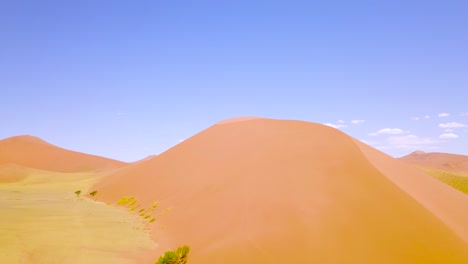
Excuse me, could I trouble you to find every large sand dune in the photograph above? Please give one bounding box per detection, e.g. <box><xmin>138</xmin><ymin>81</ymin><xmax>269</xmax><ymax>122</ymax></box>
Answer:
<box><xmin>0</xmin><ymin>135</ymin><xmax>127</xmax><ymax>173</ymax></box>
<box><xmin>93</xmin><ymin>118</ymin><xmax>468</xmax><ymax>263</ymax></box>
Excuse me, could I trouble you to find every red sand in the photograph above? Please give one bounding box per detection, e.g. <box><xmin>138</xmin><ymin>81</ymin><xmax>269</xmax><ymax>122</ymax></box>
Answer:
<box><xmin>399</xmin><ymin>151</ymin><xmax>468</xmax><ymax>174</ymax></box>
<box><xmin>0</xmin><ymin>135</ymin><xmax>127</xmax><ymax>173</ymax></box>
<box><xmin>93</xmin><ymin>118</ymin><xmax>468</xmax><ymax>263</ymax></box>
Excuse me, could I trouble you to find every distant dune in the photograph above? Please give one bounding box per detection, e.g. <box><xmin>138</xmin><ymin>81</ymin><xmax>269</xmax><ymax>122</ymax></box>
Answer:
<box><xmin>93</xmin><ymin>118</ymin><xmax>468</xmax><ymax>263</ymax></box>
<box><xmin>400</xmin><ymin>151</ymin><xmax>468</xmax><ymax>174</ymax></box>
<box><xmin>0</xmin><ymin>135</ymin><xmax>127</xmax><ymax>173</ymax></box>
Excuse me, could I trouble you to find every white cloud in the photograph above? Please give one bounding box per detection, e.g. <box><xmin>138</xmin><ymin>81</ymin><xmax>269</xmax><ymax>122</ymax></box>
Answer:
<box><xmin>438</xmin><ymin>122</ymin><xmax>467</xmax><ymax>128</ymax></box>
<box><xmin>375</xmin><ymin>145</ymin><xmax>392</xmax><ymax>150</ymax></box>
<box><xmin>324</xmin><ymin>123</ymin><xmax>347</xmax><ymax>129</ymax></box>
<box><xmin>338</xmin><ymin>120</ymin><xmax>345</xmax><ymax>124</ymax></box>
<box><xmin>444</xmin><ymin>129</ymin><xmax>454</xmax><ymax>132</ymax></box>
<box><xmin>438</xmin><ymin>113</ymin><xmax>450</xmax><ymax>117</ymax></box>
<box><xmin>387</xmin><ymin>135</ymin><xmax>439</xmax><ymax>146</ymax></box>
<box><xmin>411</xmin><ymin>117</ymin><xmax>420</xmax><ymax>121</ymax></box>
<box><xmin>424</xmin><ymin>115</ymin><xmax>431</xmax><ymax>119</ymax></box>
<box><xmin>370</xmin><ymin>128</ymin><xmax>406</xmax><ymax>136</ymax></box>
<box><xmin>461</xmin><ymin>112</ymin><xmax>468</xmax><ymax>116</ymax></box>
<box><xmin>178</xmin><ymin>139</ymin><xmax>185</xmax><ymax>143</ymax></box>
<box><xmin>351</xmin><ymin>120</ymin><xmax>365</xmax><ymax>125</ymax></box>
<box><xmin>439</xmin><ymin>133</ymin><xmax>459</xmax><ymax>139</ymax></box>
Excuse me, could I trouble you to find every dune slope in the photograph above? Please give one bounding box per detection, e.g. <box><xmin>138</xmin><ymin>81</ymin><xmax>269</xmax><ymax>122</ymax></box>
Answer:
<box><xmin>355</xmin><ymin>141</ymin><xmax>468</xmax><ymax>243</ymax></box>
<box><xmin>93</xmin><ymin>118</ymin><xmax>468</xmax><ymax>263</ymax></box>
<box><xmin>0</xmin><ymin>135</ymin><xmax>127</xmax><ymax>173</ymax></box>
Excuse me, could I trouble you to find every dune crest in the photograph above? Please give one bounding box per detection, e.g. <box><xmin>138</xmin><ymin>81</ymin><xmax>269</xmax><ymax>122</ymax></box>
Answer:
<box><xmin>4</xmin><ymin>135</ymin><xmax>50</xmax><ymax>145</ymax></box>
<box><xmin>215</xmin><ymin>116</ymin><xmax>263</xmax><ymax>125</ymax></box>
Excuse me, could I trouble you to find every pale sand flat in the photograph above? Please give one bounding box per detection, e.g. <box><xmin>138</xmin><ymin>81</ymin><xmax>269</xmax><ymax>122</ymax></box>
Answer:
<box><xmin>0</xmin><ymin>168</ymin><xmax>155</xmax><ymax>264</ymax></box>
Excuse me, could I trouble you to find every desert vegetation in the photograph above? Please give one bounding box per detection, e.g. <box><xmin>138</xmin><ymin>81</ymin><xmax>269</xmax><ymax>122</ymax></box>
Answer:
<box><xmin>156</xmin><ymin>245</ymin><xmax>190</xmax><ymax>264</ymax></box>
<box><xmin>116</xmin><ymin>196</ymin><xmax>170</xmax><ymax>223</ymax></box>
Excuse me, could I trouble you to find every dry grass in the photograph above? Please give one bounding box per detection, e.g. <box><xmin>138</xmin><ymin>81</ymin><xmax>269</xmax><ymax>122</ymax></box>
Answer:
<box><xmin>415</xmin><ymin>166</ymin><xmax>468</xmax><ymax>195</ymax></box>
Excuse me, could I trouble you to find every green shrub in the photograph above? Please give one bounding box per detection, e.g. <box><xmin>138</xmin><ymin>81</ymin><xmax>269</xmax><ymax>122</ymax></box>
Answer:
<box><xmin>156</xmin><ymin>245</ymin><xmax>190</xmax><ymax>264</ymax></box>
<box><xmin>75</xmin><ymin>190</ymin><xmax>81</xmax><ymax>197</ymax></box>
<box><xmin>117</xmin><ymin>196</ymin><xmax>128</xmax><ymax>205</ymax></box>
<box><xmin>89</xmin><ymin>190</ymin><xmax>98</xmax><ymax>196</ymax></box>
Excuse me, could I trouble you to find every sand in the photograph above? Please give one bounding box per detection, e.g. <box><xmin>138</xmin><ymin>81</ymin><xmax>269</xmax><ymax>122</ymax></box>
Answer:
<box><xmin>0</xmin><ymin>167</ymin><xmax>155</xmax><ymax>264</ymax></box>
<box><xmin>93</xmin><ymin>118</ymin><xmax>468</xmax><ymax>263</ymax></box>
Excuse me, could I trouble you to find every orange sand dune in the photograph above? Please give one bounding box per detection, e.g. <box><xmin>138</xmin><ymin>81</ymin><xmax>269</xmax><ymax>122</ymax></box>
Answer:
<box><xmin>0</xmin><ymin>135</ymin><xmax>127</xmax><ymax>173</ymax></box>
<box><xmin>94</xmin><ymin>118</ymin><xmax>468</xmax><ymax>263</ymax></box>
<box><xmin>399</xmin><ymin>151</ymin><xmax>468</xmax><ymax>174</ymax></box>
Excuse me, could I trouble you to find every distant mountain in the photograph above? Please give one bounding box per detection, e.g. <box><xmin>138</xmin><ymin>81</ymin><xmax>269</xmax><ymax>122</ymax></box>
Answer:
<box><xmin>400</xmin><ymin>151</ymin><xmax>468</xmax><ymax>174</ymax></box>
<box><xmin>0</xmin><ymin>135</ymin><xmax>127</xmax><ymax>172</ymax></box>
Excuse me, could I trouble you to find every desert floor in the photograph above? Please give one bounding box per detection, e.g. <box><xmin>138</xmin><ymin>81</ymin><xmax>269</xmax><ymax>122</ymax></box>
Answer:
<box><xmin>0</xmin><ymin>169</ymin><xmax>155</xmax><ymax>264</ymax></box>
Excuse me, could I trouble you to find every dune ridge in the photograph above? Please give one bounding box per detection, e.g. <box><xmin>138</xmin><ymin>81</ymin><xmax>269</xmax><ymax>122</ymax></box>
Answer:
<box><xmin>93</xmin><ymin>118</ymin><xmax>468</xmax><ymax>263</ymax></box>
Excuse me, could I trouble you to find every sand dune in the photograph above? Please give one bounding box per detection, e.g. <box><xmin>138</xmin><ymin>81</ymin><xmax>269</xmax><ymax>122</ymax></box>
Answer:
<box><xmin>399</xmin><ymin>151</ymin><xmax>468</xmax><ymax>174</ymax></box>
<box><xmin>93</xmin><ymin>118</ymin><xmax>468</xmax><ymax>263</ymax></box>
<box><xmin>0</xmin><ymin>135</ymin><xmax>127</xmax><ymax>173</ymax></box>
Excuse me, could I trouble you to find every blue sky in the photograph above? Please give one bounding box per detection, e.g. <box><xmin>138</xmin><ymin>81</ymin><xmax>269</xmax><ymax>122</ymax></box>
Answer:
<box><xmin>1</xmin><ymin>1</ymin><xmax>467</xmax><ymax>162</ymax></box>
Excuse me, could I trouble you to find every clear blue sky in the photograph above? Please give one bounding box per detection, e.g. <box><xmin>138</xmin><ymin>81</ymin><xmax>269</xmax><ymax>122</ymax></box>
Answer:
<box><xmin>1</xmin><ymin>1</ymin><xmax>467</xmax><ymax>162</ymax></box>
